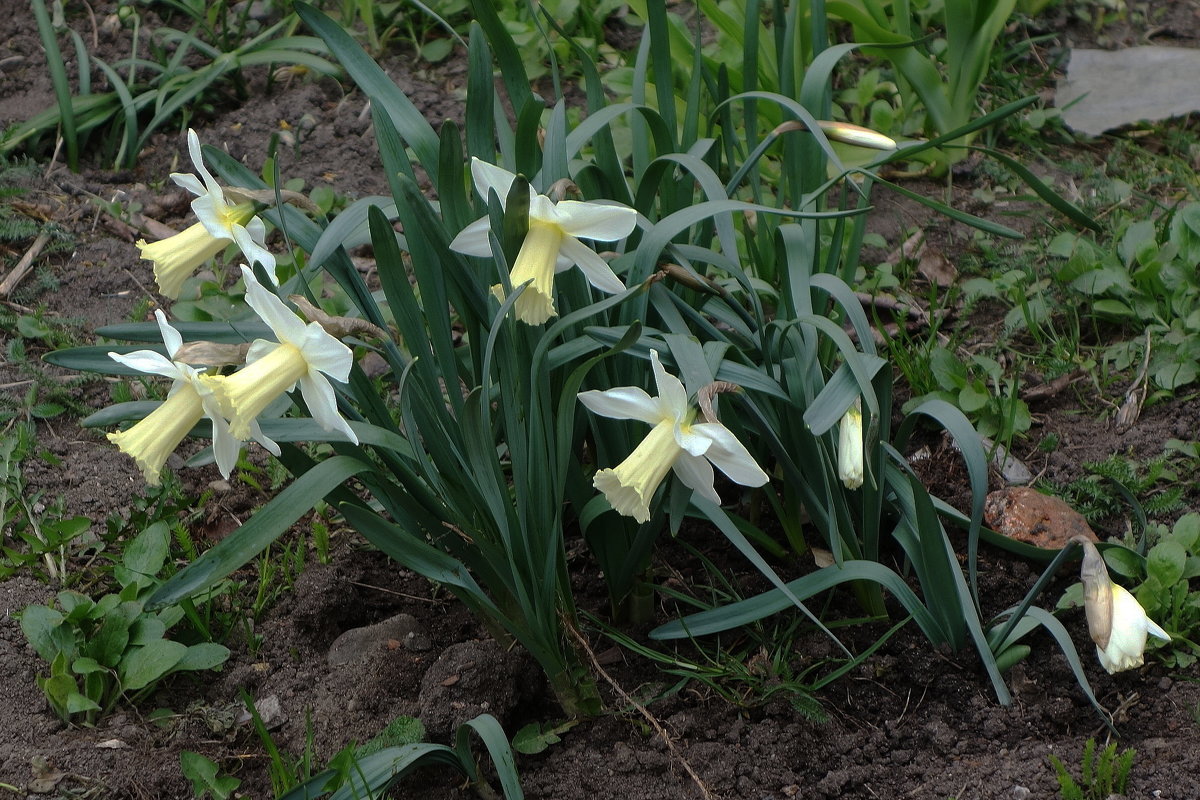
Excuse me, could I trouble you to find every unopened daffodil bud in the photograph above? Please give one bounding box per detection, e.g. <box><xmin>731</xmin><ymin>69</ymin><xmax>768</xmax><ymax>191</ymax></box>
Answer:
<box><xmin>1077</xmin><ymin>537</ymin><xmax>1170</xmax><ymax>674</ymax></box>
<box><xmin>837</xmin><ymin>400</ymin><xmax>864</xmax><ymax>490</ymax></box>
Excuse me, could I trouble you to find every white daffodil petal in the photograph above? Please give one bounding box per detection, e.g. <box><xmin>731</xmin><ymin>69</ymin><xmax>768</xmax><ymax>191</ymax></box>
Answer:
<box><xmin>109</xmin><ymin>349</ymin><xmax>184</xmax><ymax>381</ymax></box>
<box><xmin>296</xmin><ymin>324</ymin><xmax>353</xmax><ymax>382</ymax></box>
<box><xmin>187</xmin><ymin>128</ymin><xmax>223</xmax><ymax>198</ymax></box>
<box><xmin>471</xmin><ymin>158</ymin><xmax>517</xmax><ymax>206</ymax></box>
<box><xmin>552</xmin><ymin>200</ymin><xmax>637</xmax><ymax>241</ymax></box>
<box><xmin>208</xmin><ymin>410</ymin><xmax>242</xmax><ymax>479</ymax></box>
<box><xmin>244</xmin><ymin>215</ymin><xmax>268</xmax><ymax>245</ymax></box>
<box><xmin>449</xmin><ymin>216</ymin><xmax>496</xmax><ymax>257</ymax></box>
<box><xmin>300</xmin><ymin>372</ymin><xmax>358</xmax><ymax>443</ymax></box>
<box><xmin>673</xmin><ymin>421</ymin><xmax>712</xmax><ymax>458</ymax></box>
<box><xmin>249</xmin><ymin>420</ymin><xmax>282</xmax><ymax>456</ymax></box>
<box><xmin>649</xmin><ymin>351</ymin><xmax>688</xmax><ymax>418</ymax></box>
<box><xmin>557</xmin><ymin>236</ymin><xmax>626</xmax><ymax>294</ymax></box>
<box><xmin>190</xmin><ymin>194</ymin><xmax>230</xmax><ymax>241</ymax></box>
<box><xmin>171</xmin><ymin>172</ymin><xmax>207</xmax><ymax>197</ymax></box>
<box><xmin>232</xmin><ymin>226</ymin><xmax>277</xmax><ymax>275</ymax></box>
<box><xmin>245</xmin><ymin>338</ymin><xmax>280</xmax><ymax>366</ymax></box>
<box><xmin>577</xmin><ymin>386</ymin><xmax>661</xmax><ymax>424</ymax></box>
<box><xmin>672</xmin><ymin>452</ymin><xmax>721</xmax><ymax>504</ymax></box>
<box><xmin>690</xmin><ymin>422</ymin><xmax>769</xmax><ymax>487</ymax></box>
<box><xmin>152</xmin><ymin>309</ymin><xmax>183</xmax><ymax>356</ymax></box>
<box><xmin>1147</xmin><ymin>617</ymin><xmax>1171</xmax><ymax>641</ymax></box>
<box><xmin>240</xmin><ymin>266</ymin><xmax>307</xmax><ymax>343</ymax></box>
<box><xmin>527</xmin><ymin>193</ymin><xmax>558</xmax><ymax>223</ymax></box>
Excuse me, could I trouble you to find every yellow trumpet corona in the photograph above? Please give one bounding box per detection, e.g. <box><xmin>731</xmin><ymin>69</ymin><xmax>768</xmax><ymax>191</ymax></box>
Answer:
<box><xmin>107</xmin><ymin>386</ymin><xmax>206</xmax><ymax>486</ymax></box>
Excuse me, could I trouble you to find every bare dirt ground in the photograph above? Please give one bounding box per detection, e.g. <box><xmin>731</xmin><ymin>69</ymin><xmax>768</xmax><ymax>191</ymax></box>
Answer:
<box><xmin>3</xmin><ymin>2</ymin><xmax>1200</xmax><ymax>798</ymax></box>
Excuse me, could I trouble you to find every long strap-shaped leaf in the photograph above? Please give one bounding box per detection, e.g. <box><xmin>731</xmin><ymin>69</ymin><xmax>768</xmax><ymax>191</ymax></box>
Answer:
<box><xmin>146</xmin><ymin>456</ymin><xmax>374</xmax><ymax>609</ymax></box>
<box><xmin>294</xmin><ymin>2</ymin><xmax>440</xmax><ymax>185</ymax></box>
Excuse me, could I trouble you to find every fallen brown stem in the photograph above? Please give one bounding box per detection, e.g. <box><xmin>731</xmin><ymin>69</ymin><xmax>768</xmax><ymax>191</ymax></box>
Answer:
<box><xmin>0</xmin><ymin>231</ymin><xmax>52</xmax><ymax>297</ymax></box>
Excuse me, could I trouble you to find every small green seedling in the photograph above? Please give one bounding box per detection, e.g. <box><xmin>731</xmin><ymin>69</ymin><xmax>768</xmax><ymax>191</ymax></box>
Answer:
<box><xmin>19</xmin><ymin>523</ymin><xmax>230</xmax><ymax>724</ymax></box>
<box><xmin>180</xmin><ymin>751</ymin><xmax>241</xmax><ymax>800</ymax></box>
<box><xmin>1048</xmin><ymin>738</ymin><xmax>1135</xmax><ymax>800</ymax></box>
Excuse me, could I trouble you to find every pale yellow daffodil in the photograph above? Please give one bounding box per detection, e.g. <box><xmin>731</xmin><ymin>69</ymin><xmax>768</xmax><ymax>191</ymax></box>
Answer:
<box><xmin>449</xmin><ymin>158</ymin><xmax>637</xmax><ymax>325</ymax></box>
<box><xmin>206</xmin><ymin>267</ymin><xmax>357</xmax><ymax>444</ymax></box>
<box><xmin>577</xmin><ymin>350</ymin><xmax>768</xmax><ymax>523</ymax></box>
<box><xmin>137</xmin><ymin>129</ymin><xmax>276</xmax><ymax>298</ymax></box>
<box><xmin>106</xmin><ymin>310</ymin><xmax>279</xmax><ymax>485</ymax></box>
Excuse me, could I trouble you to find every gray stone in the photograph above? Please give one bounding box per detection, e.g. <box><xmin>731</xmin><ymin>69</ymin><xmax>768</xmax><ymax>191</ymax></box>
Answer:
<box><xmin>417</xmin><ymin>639</ymin><xmax>539</xmax><ymax>738</ymax></box>
<box><xmin>326</xmin><ymin>613</ymin><xmax>432</xmax><ymax>668</ymax></box>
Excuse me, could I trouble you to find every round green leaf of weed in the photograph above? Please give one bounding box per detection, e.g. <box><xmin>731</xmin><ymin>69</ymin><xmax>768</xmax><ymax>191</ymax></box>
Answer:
<box><xmin>120</xmin><ymin>640</ymin><xmax>187</xmax><ymax>691</ymax></box>
<box><xmin>512</xmin><ymin>722</ymin><xmax>561</xmax><ymax>755</ymax></box>
<box><xmin>1147</xmin><ymin>540</ymin><xmax>1187</xmax><ymax>588</ymax></box>
<box><xmin>128</xmin><ymin>617</ymin><xmax>167</xmax><ymax>646</ymax></box>
<box><xmin>421</xmin><ymin>37</ymin><xmax>453</xmax><ymax>62</ymax></box>
<box><xmin>1056</xmin><ymin>581</ymin><xmax>1083</xmax><ymax>611</ymax></box>
<box><xmin>1172</xmin><ymin>513</ymin><xmax>1200</xmax><ymax>552</ymax></box>
<box><xmin>958</xmin><ymin>384</ymin><xmax>990</xmax><ymax>413</ymax></box>
<box><xmin>930</xmin><ymin>347</ymin><xmax>966</xmax><ymax>390</ymax></box>
<box><xmin>66</xmin><ymin>691</ymin><xmax>101</xmax><ymax>715</ymax></box>
<box><xmin>1092</xmin><ymin>299</ymin><xmax>1134</xmax><ymax>320</ymax></box>
<box><xmin>173</xmin><ymin>642</ymin><xmax>231</xmax><ymax>673</ymax></box>
<box><xmin>1103</xmin><ymin>546</ymin><xmax>1144</xmax><ymax>580</ymax></box>
<box><xmin>16</xmin><ymin>315</ymin><xmax>52</xmax><ymax>340</ymax></box>
<box><xmin>116</xmin><ymin>522</ymin><xmax>170</xmax><ymax>590</ymax></box>
<box><xmin>72</xmin><ymin>656</ymin><xmax>106</xmax><ymax>675</ymax></box>
<box><xmin>995</xmin><ymin>644</ymin><xmax>1031</xmax><ymax>673</ymax></box>
<box><xmin>20</xmin><ymin>605</ymin><xmax>65</xmax><ymax>663</ymax></box>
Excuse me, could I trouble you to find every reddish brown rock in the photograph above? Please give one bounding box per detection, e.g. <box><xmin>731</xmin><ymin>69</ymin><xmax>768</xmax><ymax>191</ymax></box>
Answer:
<box><xmin>983</xmin><ymin>487</ymin><xmax>1099</xmax><ymax>549</ymax></box>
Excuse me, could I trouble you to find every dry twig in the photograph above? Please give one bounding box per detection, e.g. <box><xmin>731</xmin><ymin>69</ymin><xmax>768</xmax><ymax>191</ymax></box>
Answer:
<box><xmin>0</xmin><ymin>231</ymin><xmax>52</xmax><ymax>297</ymax></box>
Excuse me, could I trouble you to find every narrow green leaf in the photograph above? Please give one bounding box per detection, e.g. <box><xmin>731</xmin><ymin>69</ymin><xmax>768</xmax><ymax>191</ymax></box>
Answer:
<box><xmin>146</xmin><ymin>456</ymin><xmax>374</xmax><ymax>609</ymax></box>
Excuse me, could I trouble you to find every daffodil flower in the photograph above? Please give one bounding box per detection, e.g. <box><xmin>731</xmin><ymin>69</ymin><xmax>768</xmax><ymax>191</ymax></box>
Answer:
<box><xmin>1078</xmin><ymin>538</ymin><xmax>1170</xmax><ymax>674</ymax></box>
<box><xmin>449</xmin><ymin>158</ymin><xmax>637</xmax><ymax>325</ymax></box>
<box><xmin>106</xmin><ymin>310</ymin><xmax>279</xmax><ymax>485</ymax></box>
<box><xmin>837</xmin><ymin>399</ymin><xmax>864</xmax><ymax>490</ymax></box>
<box><xmin>137</xmin><ymin>129</ymin><xmax>276</xmax><ymax>299</ymax></box>
<box><xmin>206</xmin><ymin>266</ymin><xmax>357</xmax><ymax>444</ymax></box>
<box><xmin>577</xmin><ymin>350</ymin><xmax>768</xmax><ymax>523</ymax></box>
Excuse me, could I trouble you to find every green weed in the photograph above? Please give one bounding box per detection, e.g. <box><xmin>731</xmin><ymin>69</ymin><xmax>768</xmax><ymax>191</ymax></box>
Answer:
<box><xmin>1049</xmin><ymin>738</ymin><xmax>1135</xmax><ymax>800</ymax></box>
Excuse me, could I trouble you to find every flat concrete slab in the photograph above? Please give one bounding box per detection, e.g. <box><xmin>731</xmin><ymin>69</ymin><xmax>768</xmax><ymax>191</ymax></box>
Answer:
<box><xmin>1057</xmin><ymin>46</ymin><xmax>1200</xmax><ymax>135</ymax></box>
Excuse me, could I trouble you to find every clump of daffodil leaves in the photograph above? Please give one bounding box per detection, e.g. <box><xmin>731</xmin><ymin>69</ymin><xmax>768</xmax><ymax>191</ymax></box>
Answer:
<box><xmin>45</xmin><ymin>1</ymin><xmax>1164</xmax><ymax>742</ymax></box>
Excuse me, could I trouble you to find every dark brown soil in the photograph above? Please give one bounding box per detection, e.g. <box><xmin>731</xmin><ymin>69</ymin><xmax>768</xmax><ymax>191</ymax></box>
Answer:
<box><xmin>3</xmin><ymin>2</ymin><xmax>1200</xmax><ymax>799</ymax></box>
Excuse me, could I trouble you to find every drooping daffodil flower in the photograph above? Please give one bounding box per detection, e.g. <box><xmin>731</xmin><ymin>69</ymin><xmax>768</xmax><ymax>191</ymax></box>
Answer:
<box><xmin>137</xmin><ymin>129</ymin><xmax>276</xmax><ymax>299</ymax></box>
<box><xmin>837</xmin><ymin>399</ymin><xmax>864</xmax><ymax>490</ymax></box>
<box><xmin>1077</xmin><ymin>537</ymin><xmax>1170</xmax><ymax>674</ymax></box>
<box><xmin>205</xmin><ymin>266</ymin><xmax>357</xmax><ymax>445</ymax></box>
<box><xmin>106</xmin><ymin>310</ymin><xmax>279</xmax><ymax>485</ymax></box>
<box><xmin>577</xmin><ymin>350</ymin><xmax>769</xmax><ymax>523</ymax></box>
<box><xmin>449</xmin><ymin>157</ymin><xmax>637</xmax><ymax>325</ymax></box>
